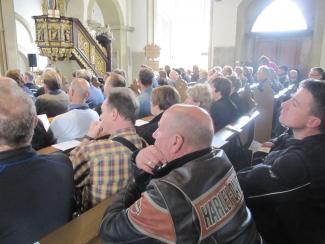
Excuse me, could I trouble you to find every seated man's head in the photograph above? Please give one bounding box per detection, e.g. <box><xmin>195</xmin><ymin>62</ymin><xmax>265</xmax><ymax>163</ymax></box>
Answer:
<box><xmin>308</xmin><ymin>67</ymin><xmax>324</xmax><ymax>80</ymax></box>
<box><xmin>279</xmin><ymin>65</ymin><xmax>289</xmax><ymax>76</ymax></box>
<box><xmin>279</xmin><ymin>79</ymin><xmax>325</xmax><ymax>138</ymax></box>
<box><xmin>104</xmin><ymin>72</ymin><xmax>126</xmax><ymax>95</ymax></box>
<box><xmin>5</xmin><ymin>69</ymin><xmax>23</xmax><ymax>86</ymax></box>
<box><xmin>289</xmin><ymin>69</ymin><xmax>298</xmax><ymax>81</ymax></box>
<box><xmin>256</xmin><ymin>65</ymin><xmax>270</xmax><ymax>82</ymax></box>
<box><xmin>74</xmin><ymin>69</ymin><xmax>92</xmax><ymax>83</ymax></box>
<box><xmin>210</xmin><ymin>77</ymin><xmax>231</xmax><ymax>101</ymax></box>
<box><xmin>150</xmin><ymin>86</ymin><xmax>180</xmax><ymax>116</ymax></box>
<box><xmin>227</xmin><ymin>75</ymin><xmax>242</xmax><ymax>94</ymax></box>
<box><xmin>23</xmin><ymin>71</ymin><xmax>34</xmax><ymax>84</ymax></box>
<box><xmin>258</xmin><ymin>55</ymin><xmax>270</xmax><ymax>66</ymax></box>
<box><xmin>235</xmin><ymin>66</ymin><xmax>244</xmax><ymax>78</ymax></box>
<box><xmin>112</xmin><ymin>68</ymin><xmax>126</xmax><ymax>78</ymax></box>
<box><xmin>138</xmin><ymin>68</ymin><xmax>154</xmax><ymax>88</ymax></box>
<box><xmin>0</xmin><ymin>77</ymin><xmax>36</xmax><ymax>150</ymax></box>
<box><xmin>222</xmin><ymin>65</ymin><xmax>233</xmax><ymax>76</ymax></box>
<box><xmin>185</xmin><ymin>84</ymin><xmax>212</xmax><ymax>111</ymax></box>
<box><xmin>42</xmin><ymin>70</ymin><xmax>62</xmax><ymax>93</ymax></box>
<box><xmin>199</xmin><ymin>69</ymin><xmax>208</xmax><ymax>80</ymax></box>
<box><xmin>100</xmin><ymin>88</ymin><xmax>137</xmax><ymax>134</ymax></box>
<box><xmin>69</xmin><ymin>78</ymin><xmax>90</xmax><ymax>103</ymax></box>
<box><xmin>169</xmin><ymin>69</ymin><xmax>179</xmax><ymax>81</ymax></box>
<box><xmin>192</xmin><ymin>65</ymin><xmax>199</xmax><ymax>74</ymax></box>
<box><xmin>153</xmin><ymin>104</ymin><xmax>214</xmax><ymax>162</ymax></box>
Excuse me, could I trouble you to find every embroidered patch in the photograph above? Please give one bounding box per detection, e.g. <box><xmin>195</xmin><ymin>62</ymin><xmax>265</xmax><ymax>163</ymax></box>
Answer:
<box><xmin>193</xmin><ymin>168</ymin><xmax>244</xmax><ymax>239</ymax></box>
<box><xmin>128</xmin><ymin>192</ymin><xmax>176</xmax><ymax>243</ymax></box>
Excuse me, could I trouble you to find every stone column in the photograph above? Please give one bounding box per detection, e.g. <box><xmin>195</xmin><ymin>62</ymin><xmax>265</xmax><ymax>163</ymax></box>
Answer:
<box><xmin>0</xmin><ymin>0</ymin><xmax>18</xmax><ymax>73</ymax></box>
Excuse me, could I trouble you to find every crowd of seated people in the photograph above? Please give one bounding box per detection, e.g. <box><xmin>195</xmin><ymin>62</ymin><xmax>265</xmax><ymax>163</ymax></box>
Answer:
<box><xmin>1</xmin><ymin>57</ymin><xmax>325</xmax><ymax>244</ymax></box>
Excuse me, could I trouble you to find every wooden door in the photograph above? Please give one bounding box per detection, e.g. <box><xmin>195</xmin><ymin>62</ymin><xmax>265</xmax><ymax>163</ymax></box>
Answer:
<box><xmin>254</xmin><ymin>37</ymin><xmax>302</xmax><ymax>69</ymax></box>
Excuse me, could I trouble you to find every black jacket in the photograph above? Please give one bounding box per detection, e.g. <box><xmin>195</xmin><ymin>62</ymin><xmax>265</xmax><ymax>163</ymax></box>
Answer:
<box><xmin>136</xmin><ymin>112</ymin><xmax>163</xmax><ymax>145</ymax></box>
<box><xmin>100</xmin><ymin>147</ymin><xmax>261</xmax><ymax>243</ymax></box>
<box><xmin>210</xmin><ymin>98</ymin><xmax>239</xmax><ymax>132</ymax></box>
<box><xmin>237</xmin><ymin>132</ymin><xmax>325</xmax><ymax>244</ymax></box>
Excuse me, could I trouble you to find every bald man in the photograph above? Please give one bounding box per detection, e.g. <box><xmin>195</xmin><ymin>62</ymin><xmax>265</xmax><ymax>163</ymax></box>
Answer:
<box><xmin>50</xmin><ymin>78</ymin><xmax>99</xmax><ymax>143</ymax></box>
<box><xmin>100</xmin><ymin>104</ymin><xmax>261</xmax><ymax>243</ymax></box>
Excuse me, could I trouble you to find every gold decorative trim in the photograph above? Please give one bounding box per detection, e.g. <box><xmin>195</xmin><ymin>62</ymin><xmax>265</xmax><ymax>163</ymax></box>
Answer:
<box><xmin>72</xmin><ymin>49</ymin><xmax>96</xmax><ymax>76</ymax></box>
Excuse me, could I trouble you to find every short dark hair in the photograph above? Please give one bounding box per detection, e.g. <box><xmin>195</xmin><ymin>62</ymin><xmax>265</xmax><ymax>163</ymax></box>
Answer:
<box><xmin>112</xmin><ymin>68</ymin><xmax>126</xmax><ymax>78</ymax></box>
<box><xmin>106</xmin><ymin>88</ymin><xmax>137</xmax><ymax>122</ymax></box>
<box><xmin>151</xmin><ymin>86</ymin><xmax>180</xmax><ymax>110</ymax></box>
<box><xmin>43</xmin><ymin>70</ymin><xmax>61</xmax><ymax>90</ymax></box>
<box><xmin>279</xmin><ymin>65</ymin><xmax>289</xmax><ymax>73</ymax></box>
<box><xmin>211</xmin><ymin>77</ymin><xmax>231</xmax><ymax>98</ymax></box>
<box><xmin>300</xmin><ymin>79</ymin><xmax>325</xmax><ymax>132</ymax></box>
<box><xmin>311</xmin><ymin>67</ymin><xmax>324</xmax><ymax>76</ymax></box>
<box><xmin>24</xmin><ymin>71</ymin><xmax>34</xmax><ymax>83</ymax></box>
<box><xmin>139</xmin><ymin>68</ymin><xmax>154</xmax><ymax>86</ymax></box>
<box><xmin>109</xmin><ymin>73</ymin><xmax>126</xmax><ymax>88</ymax></box>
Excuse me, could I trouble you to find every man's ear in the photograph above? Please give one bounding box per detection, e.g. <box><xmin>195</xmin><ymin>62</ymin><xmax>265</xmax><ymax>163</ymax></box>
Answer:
<box><xmin>84</xmin><ymin>91</ymin><xmax>90</xmax><ymax>99</ymax></box>
<box><xmin>44</xmin><ymin>84</ymin><xmax>49</xmax><ymax>93</ymax></box>
<box><xmin>307</xmin><ymin>116</ymin><xmax>321</xmax><ymax>129</ymax></box>
<box><xmin>33</xmin><ymin>116</ymin><xmax>38</xmax><ymax>129</ymax></box>
<box><xmin>170</xmin><ymin>134</ymin><xmax>184</xmax><ymax>154</ymax></box>
<box><xmin>111</xmin><ymin>107</ymin><xmax>119</xmax><ymax>120</ymax></box>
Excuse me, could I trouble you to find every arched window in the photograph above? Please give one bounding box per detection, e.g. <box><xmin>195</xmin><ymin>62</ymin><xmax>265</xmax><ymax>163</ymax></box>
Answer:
<box><xmin>251</xmin><ymin>0</ymin><xmax>307</xmax><ymax>33</ymax></box>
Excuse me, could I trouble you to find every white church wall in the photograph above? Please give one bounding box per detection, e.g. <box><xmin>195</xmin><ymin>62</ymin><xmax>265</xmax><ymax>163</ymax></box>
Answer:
<box><xmin>13</xmin><ymin>0</ymin><xmax>48</xmax><ymax>71</ymax></box>
<box><xmin>320</xmin><ymin>25</ymin><xmax>325</xmax><ymax>69</ymax></box>
<box><xmin>129</xmin><ymin>0</ymin><xmax>148</xmax><ymax>79</ymax></box>
<box><xmin>210</xmin><ymin>0</ymin><xmax>242</xmax><ymax>67</ymax></box>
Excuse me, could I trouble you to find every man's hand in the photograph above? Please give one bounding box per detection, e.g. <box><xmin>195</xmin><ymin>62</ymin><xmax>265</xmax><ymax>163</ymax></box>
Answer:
<box><xmin>87</xmin><ymin>121</ymin><xmax>103</xmax><ymax>139</ymax></box>
<box><xmin>135</xmin><ymin>145</ymin><xmax>167</xmax><ymax>174</ymax></box>
<box><xmin>261</xmin><ymin>142</ymin><xmax>274</xmax><ymax>148</ymax></box>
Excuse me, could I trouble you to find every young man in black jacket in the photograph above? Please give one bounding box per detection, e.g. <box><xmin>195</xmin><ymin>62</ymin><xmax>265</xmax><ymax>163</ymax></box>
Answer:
<box><xmin>238</xmin><ymin>79</ymin><xmax>325</xmax><ymax>244</ymax></box>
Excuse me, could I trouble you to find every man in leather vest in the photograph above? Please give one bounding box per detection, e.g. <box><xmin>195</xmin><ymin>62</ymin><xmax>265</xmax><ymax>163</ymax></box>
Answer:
<box><xmin>100</xmin><ymin>104</ymin><xmax>262</xmax><ymax>243</ymax></box>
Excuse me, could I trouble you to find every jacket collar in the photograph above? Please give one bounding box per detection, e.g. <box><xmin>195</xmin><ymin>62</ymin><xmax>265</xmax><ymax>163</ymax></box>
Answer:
<box><xmin>286</xmin><ymin>133</ymin><xmax>325</xmax><ymax>147</ymax></box>
<box><xmin>0</xmin><ymin>146</ymin><xmax>36</xmax><ymax>165</ymax></box>
<box><xmin>68</xmin><ymin>103</ymin><xmax>89</xmax><ymax>111</ymax></box>
<box><xmin>154</xmin><ymin>147</ymin><xmax>212</xmax><ymax>178</ymax></box>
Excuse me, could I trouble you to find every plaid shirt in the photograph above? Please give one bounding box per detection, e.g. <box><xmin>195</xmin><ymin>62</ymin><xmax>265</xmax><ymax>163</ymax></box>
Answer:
<box><xmin>69</xmin><ymin>127</ymin><xmax>143</xmax><ymax>209</ymax></box>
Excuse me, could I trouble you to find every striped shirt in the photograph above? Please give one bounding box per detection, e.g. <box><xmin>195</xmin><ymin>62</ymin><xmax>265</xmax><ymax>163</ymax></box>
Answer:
<box><xmin>69</xmin><ymin>127</ymin><xmax>143</xmax><ymax>209</ymax></box>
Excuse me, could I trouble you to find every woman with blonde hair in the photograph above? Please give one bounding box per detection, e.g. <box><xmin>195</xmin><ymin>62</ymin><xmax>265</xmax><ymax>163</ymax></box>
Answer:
<box><xmin>184</xmin><ymin>83</ymin><xmax>212</xmax><ymax>111</ymax></box>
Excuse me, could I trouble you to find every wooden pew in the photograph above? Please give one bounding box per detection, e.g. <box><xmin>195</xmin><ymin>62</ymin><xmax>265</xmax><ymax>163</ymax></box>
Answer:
<box><xmin>39</xmin><ymin>197</ymin><xmax>113</xmax><ymax>244</ymax></box>
<box><xmin>252</xmin><ymin>82</ymin><xmax>274</xmax><ymax>142</ymax></box>
<box><xmin>212</xmin><ymin>110</ymin><xmax>260</xmax><ymax>149</ymax></box>
<box><xmin>212</xmin><ymin>110</ymin><xmax>259</xmax><ymax>170</ymax></box>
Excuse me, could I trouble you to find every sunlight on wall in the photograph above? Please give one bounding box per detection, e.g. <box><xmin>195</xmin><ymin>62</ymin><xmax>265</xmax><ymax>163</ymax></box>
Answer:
<box><xmin>251</xmin><ymin>0</ymin><xmax>307</xmax><ymax>33</ymax></box>
<box><xmin>156</xmin><ymin>0</ymin><xmax>210</xmax><ymax>70</ymax></box>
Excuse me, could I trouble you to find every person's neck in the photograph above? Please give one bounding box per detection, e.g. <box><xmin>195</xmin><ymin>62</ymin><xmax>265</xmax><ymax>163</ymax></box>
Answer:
<box><xmin>0</xmin><ymin>145</ymin><xmax>14</xmax><ymax>152</ymax></box>
<box><xmin>292</xmin><ymin>128</ymin><xmax>321</xmax><ymax>140</ymax></box>
<box><xmin>109</xmin><ymin>121</ymin><xmax>134</xmax><ymax>135</ymax></box>
<box><xmin>70</xmin><ymin>96</ymin><xmax>85</xmax><ymax>105</ymax></box>
<box><xmin>168</xmin><ymin>144</ymin><xmax>210</xmax><ymax>163</ymax></box>
<box><xmin>140</xmin><ymin>84</ymin><xmax>151</xmax><ymax>92</ymax></box>
<box><xmin>0</xmin><ymin>143</ymin><xmax>29</xmax><ymax>153</ymax></box>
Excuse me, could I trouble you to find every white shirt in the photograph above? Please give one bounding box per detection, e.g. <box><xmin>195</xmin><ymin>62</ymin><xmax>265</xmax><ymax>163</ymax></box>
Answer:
<box><xmin>50</xmin><ymin>108</ymin><xmax>99</xmax><ymax>143</ymax></box>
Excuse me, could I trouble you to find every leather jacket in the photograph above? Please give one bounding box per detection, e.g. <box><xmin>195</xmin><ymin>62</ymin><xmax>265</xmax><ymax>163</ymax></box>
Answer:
<box><xmin>100</xmin><ymin>147</ymin><xmax>262</xmax><ymax>243</ymax></box>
